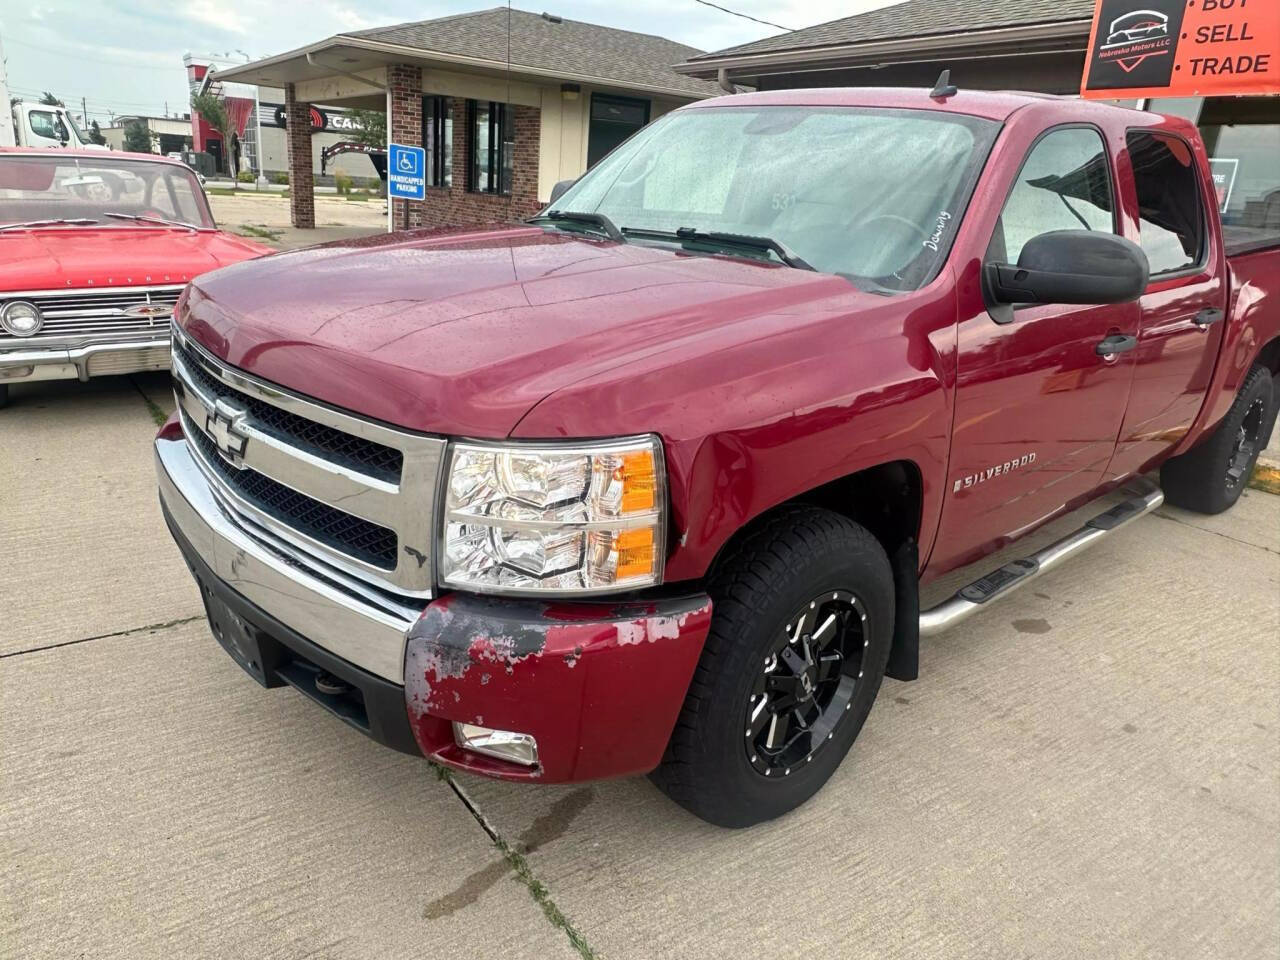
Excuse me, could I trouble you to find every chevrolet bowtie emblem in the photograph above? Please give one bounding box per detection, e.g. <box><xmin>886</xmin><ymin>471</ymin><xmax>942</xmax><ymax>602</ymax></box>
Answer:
<box><xmin>207</xmin><ymin>398</ymin><xmax>250</xmax><ymax>469</ymax></box>
<box><xmin>123</xmin><ymin>303</ymin><xmax>173</xmax><ymax>319</ymax></box>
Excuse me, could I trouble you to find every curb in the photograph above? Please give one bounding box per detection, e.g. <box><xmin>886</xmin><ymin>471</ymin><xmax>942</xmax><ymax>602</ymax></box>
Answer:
<box><xmin>1250</xmin><ymin>460</ymin><xmax>1280</xmax><ymax>495</ymax></box>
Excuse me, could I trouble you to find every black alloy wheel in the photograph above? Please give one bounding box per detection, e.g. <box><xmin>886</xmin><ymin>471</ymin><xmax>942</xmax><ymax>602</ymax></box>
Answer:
<box><xmin>746</xmin><ymin>590</ymin><xmax>867</xmax><ymax>778</ymax></box>
<box><xmin>1226</xmin><ymin>397</ymin><xmax>1266</xmax><ymax>493</ymax></box>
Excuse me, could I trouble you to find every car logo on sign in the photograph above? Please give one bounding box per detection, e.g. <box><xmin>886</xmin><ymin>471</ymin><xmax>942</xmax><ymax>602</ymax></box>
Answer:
<box><xmin>1100</xmin><ymin>9</ymin><xmax>1171</xmax><ymax>73</ymax></box>
<box><xmin>207</xmin><ymin>398</ymin><xmax>250</xmax><ymax>469</ymax></box>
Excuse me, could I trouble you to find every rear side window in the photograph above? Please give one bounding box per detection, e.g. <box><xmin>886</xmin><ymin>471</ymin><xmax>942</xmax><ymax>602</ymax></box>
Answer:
<box><xmin>1126</xmin><ymin>132</ymin><xmax>1205</xmax><ymax>276</ymax></box>
<box><xmin>991</xmin><ymin>127</ymin><xmax>1115</xmax><ymax>264</ymax></box>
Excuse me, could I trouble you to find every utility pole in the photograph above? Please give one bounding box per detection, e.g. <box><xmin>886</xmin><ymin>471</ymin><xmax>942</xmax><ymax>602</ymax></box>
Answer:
<box><xmin>0</xmin><ymin>31</ymin><xmax>16</xmax><ymax>147</ymax></box>
<box><xmin>82</xmin><ymin>97</ymin><xmax>88</xmax><ymax>128</ymax></box>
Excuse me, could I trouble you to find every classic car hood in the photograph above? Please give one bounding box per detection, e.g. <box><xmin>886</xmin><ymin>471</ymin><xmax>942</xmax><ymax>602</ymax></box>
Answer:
<box><xmin>181</xmin><ymin>226</ymin><xmax>865</xmax><ymax>438</ymax></box>
<box><xmin>0</xmin><ymin>227</ymin><xmax>269</xmax><ymax>291</ymax></box>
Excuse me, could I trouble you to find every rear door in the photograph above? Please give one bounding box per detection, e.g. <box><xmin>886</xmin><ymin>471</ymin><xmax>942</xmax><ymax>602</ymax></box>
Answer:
<box><xmin>1104</xmin><ymin>129</ymin><xmax>1226</xmax><ymax>479</ymax></box>
<box><xmin>930</xmin><ymin>124</ymin><xmax>1140</xmax><ymax>573</ymax></box>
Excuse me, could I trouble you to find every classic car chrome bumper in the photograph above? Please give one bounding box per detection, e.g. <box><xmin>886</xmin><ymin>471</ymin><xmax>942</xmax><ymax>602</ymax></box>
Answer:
<box><xmin>155</xmin><ymin>433</ymin><xmax>424</xmax><ymax>684</ymax></box>
<box><xmin>0</xmin><ymin>337</ymin><xmax>170</xmax><ymax>383</ymax></box>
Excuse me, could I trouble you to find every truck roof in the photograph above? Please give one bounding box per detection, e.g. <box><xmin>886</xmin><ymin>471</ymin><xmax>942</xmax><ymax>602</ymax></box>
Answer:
<box><xmin>685</xmin><ymin>87</ymin><xmax>1141</xmax><ymax>123</ymax></box>
<box><xmin>0</xmin><ymin>147</ymin><xmax>190</xmax><ymax>166</ymax></box>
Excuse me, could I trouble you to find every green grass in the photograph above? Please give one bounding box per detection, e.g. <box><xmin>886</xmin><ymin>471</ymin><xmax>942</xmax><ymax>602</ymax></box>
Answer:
<box><xmin>235</xmin><ymin>224</ymin><xmax>284</xmax><ymax>241</ymax></box>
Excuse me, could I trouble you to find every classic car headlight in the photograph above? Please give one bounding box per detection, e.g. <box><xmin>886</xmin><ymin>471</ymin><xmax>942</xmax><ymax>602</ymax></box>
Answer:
<box><xmin>441</xmin><ymin>436</ymin><xmax>666</xmax><ymax>595</ymax></box>
<box><xmin>1</xmin><ymin>301</ymin><xmax>43</xmax><ymax>337</ymax></box>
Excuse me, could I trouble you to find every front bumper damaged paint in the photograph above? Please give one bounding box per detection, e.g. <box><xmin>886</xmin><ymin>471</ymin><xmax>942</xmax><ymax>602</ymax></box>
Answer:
<box><xmin>404</xmin><ymin>593</ymin><xmax>712</xmax><ymax>782</ymax></box>
<box><xmin>156</xmin><ymin>421</ymin><xmax>714</xmax><ymax>782</ymax></box>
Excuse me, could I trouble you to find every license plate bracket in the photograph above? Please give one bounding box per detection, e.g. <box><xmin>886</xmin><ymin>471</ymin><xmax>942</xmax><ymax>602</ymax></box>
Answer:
<box><xmin>198</xmin><ymin>580</ymin><xmax>270</xmax><ymax>686</ymax></box>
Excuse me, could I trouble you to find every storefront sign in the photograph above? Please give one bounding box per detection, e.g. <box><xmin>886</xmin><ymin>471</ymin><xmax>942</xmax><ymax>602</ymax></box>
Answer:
<box><xmin>267</xmin><ymin>104</ymin><xmax>366</xmax><ymax>134</ymax></box>
<box><xmin>1081</xmin><ymin>0</ymin><xmax>1280</xmax><ymax>98</ymax></box>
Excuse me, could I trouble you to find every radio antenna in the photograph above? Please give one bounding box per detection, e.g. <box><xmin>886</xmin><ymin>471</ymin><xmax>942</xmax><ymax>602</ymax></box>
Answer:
<box><xmin>930</xmin><ymin>69</ymin><xmax>958</xmax><ymax>100</ymax></box>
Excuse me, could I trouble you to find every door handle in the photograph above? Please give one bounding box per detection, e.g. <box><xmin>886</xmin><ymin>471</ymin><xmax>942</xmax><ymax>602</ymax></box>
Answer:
<box><xmin>1095</xmin><ymin>334</ymin><xmax>1138</xmax><ymax>358</ymax></box>
<box><xmin>1193</xmin><ymin>308</ymin><xmax>1223</xmax><ymax>329</ymax></box>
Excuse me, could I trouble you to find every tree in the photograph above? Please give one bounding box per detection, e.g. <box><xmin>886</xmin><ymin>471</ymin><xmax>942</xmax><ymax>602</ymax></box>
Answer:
<box><xmin>122</xmin><ymin>120</ymin><xmax>155</xmax><ymax>154</ymax></box>
<box><xmin>190</xmin><ymin>91</ymin><xmax>237</xmax><ymax>183</ymax></box>
<box><xmin>39</xmin><ymin>91</ymin><xmax>64</xmax><ymax>107</ymax></box>
<box><xmin>347</xmin><ymin>108</ymin><xmax>386</xmax><ymax>150</ymax></box>
<box><xmin>88</xmin><ymin>120</ymin><xmax>107</xmax><ymax>146</ymax></box>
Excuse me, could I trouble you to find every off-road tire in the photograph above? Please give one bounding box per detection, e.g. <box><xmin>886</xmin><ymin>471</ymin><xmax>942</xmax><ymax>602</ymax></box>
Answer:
<box><xmin>1161</xmin><ymin>364</ymin><xmax>1275</xmax><ymax>514</ymax></box>
<box><xmin>0</xmin><ymin>384</ymin><xmax>8</xmax><ymax>409</ymax></box>
<box><xmin>651</xmin><ymin>506</ymin><xmax>894</xmax><ymax>828</ymax></box>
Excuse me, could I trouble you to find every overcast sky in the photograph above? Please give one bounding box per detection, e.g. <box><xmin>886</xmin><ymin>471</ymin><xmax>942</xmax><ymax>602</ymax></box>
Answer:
<box><xmin>0</xmin><ymin>0</ymin><xmax>899</xmax><ymax>126</ymax></box>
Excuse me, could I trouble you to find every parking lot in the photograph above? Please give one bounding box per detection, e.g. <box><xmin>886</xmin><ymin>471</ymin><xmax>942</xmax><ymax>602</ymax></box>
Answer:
<box><xmin>2</xmin><ymin>372</ymin><xmax>1277</xmax><ymax>960</ymax></box>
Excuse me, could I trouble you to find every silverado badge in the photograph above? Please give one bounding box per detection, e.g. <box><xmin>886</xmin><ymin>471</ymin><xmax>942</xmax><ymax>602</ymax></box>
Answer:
<box><xmin>954</xmin><ymin>453</ymin><xmax>1037</xmax><ymax>493</ymax></box>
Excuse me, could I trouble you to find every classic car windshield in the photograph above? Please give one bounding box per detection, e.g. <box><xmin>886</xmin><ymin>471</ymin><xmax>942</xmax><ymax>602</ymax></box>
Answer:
<box><xmin>550</xmin><ymin>105</ymin><xmax>999</xmax><ymax>292</ymax></box>
<box><xmin>0</xmin><ymin>155</ymin><xmax>214</xmax><ymax>229</ymax></box>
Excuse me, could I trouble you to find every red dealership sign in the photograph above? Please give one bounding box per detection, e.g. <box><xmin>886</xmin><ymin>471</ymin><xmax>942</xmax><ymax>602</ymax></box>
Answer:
<box><xmin>1081</xmin><ymin>0</ymin><xmax>1280</xmax><ymax>98</ymax></box>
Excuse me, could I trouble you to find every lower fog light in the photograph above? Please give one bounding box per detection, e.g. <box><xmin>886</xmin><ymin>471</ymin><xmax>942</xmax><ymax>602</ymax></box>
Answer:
<box><xmin>453</xmin><ymin>722</ymin><xmax>540</xmax><ymax>767</ymax></box>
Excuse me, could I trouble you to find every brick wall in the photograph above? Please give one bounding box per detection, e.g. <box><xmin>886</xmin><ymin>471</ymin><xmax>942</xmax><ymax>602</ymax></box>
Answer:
<box><xmin>384</xmin><ymin>65</ymin><xmax>543</xmax><ymax>232</ymax></box>
<box><xmin>284</xmin><ymin>84</ymin><xmax>315</xmax><ymax>229</ymax></box>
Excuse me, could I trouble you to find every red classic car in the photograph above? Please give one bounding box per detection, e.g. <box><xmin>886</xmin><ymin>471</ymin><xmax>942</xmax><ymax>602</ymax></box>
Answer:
<box><xmin>0</xmin><ymin>149</ymin><xmax>272</xmax><ymax>407</ymax></box>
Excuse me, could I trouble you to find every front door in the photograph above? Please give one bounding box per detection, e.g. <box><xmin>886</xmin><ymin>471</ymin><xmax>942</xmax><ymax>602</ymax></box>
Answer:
<box><xmin>1105</xmin><ymin>130</ymin><xmax>1225</xmax><ymax>479</ymax></box>
<box><xmin>587</xmin><ymin>94</ymin><xmax>649</xmax><ymax>169</ymax></box>
<box><xmin>930</xmin><ymin>125</ymin><xmax>1140</xmax><ymax>574</ymax></box>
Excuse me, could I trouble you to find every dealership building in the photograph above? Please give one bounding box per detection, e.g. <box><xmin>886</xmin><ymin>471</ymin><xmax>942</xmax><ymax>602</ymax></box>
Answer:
<box><xmin>205</xmin><ymin>8</ymin><xmax>720</xmax><ymax>229</ymax></box>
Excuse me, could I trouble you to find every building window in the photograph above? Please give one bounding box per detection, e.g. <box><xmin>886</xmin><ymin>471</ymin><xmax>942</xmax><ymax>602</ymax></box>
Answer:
<box><xmin>423</xmin><ymin>95</ymin><xmax>452</xmax><ymax>188</ymax></box>
<box><xmin>1126</xmin><ymin>131</ymin><xmax>1206</xmax><ymax>276</ymax></box>
<box><xmin>468</xmin><ymin>100</ymin><xmax>512</xmax><ymax>195</ymax></box>
<box><xmin>587</xmin><ymin>94</ymin><xmax>649</xmax><ymax>168</ymax></box>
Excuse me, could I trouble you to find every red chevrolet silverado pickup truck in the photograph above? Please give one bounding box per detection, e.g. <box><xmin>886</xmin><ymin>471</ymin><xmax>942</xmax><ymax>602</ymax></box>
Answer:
<box><xmin>155</xmin><ymin>88</ymin><xmax>1280</xmax><ymax>827</ymax></box>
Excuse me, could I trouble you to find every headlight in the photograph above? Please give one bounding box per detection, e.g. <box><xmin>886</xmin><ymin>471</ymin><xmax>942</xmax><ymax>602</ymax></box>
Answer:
<box><xmin>1</xmin><ymin>301</ymin><xmax>43</xmax><ymax>337</ymax></box>
<box><xmin>441</xmin><ymin>435</ymin><xmax>666</xmax><ymax>595</ymax></box>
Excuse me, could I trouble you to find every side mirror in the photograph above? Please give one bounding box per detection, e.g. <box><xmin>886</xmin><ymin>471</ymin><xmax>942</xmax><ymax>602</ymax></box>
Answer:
<box><xmin>985</xmin><ymin>230</ymin><xmax>1149</xmax><ymax>307</ymax></box>
<box><xmin>549</xmin><ymin>178</ymin><xmax>577</xmax><ymax>205</ymax></box>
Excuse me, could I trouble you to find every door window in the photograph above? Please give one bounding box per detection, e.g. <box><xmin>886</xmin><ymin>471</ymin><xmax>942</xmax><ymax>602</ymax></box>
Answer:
<box><xmin>28</xmin><ymin>111</ymin><xmax>65</xmax><ymax>142</ymax></box>
<box><xmin>1125</xmin><ymin>131</ymin><xmax>1206</xmax><ymax>276</ymax></box>
<box><xmin>992</xmin><ymin>127</ymin><xmax>1116</xmax><ymax>264</ymax></box>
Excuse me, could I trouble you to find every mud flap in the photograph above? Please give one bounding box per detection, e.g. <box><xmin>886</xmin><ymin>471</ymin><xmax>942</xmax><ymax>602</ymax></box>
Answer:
<box><xmin>885</xmin><ymin>538</ymin><xmax>919</xmax><ymax>682</ymax></box>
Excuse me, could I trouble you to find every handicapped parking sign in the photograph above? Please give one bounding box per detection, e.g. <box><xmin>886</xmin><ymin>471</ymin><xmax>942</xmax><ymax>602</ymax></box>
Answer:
<box><xmin>387</xmin><ymin>142</ymin><xmax>426</xmax><ymax>200</ymax></box>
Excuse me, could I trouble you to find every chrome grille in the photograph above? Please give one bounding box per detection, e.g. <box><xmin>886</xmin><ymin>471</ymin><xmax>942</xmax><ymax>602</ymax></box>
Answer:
<box><xmin>186</xmin><ymin>424</ymin><xmax>399</xmax><ymax>568</ymax></box>
<box><xmin>171</xmin><ymin>325</ymin><xmax>446</xmax><ymax>597</ymax></box>
<box><xmin>0</xmin><ymin>286</ymin><xmax>184</xmax><ymax>343</ymax></box>
<box><xmin>177</xmin><ymin>342</ymin><xmax>404</xmax><ymax>483</ymax></box>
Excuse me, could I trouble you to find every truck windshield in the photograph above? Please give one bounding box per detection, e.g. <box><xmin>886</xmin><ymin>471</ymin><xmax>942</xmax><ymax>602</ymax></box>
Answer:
<box><xmin>0</xmin><ymin>155</ymin><xmax>214</xmax><ymax>229</ymax></box>
<box><xmin>550</xmin><ymin>105</ymin><xmax>998</xmax><ymax>293</ymax></box>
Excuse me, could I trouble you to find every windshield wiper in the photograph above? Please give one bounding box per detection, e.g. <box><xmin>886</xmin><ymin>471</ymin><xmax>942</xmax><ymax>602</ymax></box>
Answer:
<box><xmin>528</xmin><ymin>210</ymin><xmax>624</xmax><ymax>243</ymax></box>
<box><xmin>0</xmin><ymin>218</ymin><xmax>99</xmax><ymax>232</ymax></box>
<box><xmin>621</xmin><ymin>226</ymin><xmax>814</xmax><ymax>271</ymax></box>
<box><xmin>104</xmin><ymin>212</ymin><xmax>200</xmax><ymax>232</ymax></box>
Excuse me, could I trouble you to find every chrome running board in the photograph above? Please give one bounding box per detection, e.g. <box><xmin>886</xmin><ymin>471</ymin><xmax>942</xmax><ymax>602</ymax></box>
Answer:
<box><xmin>919</xmin><ymin>478</ymin><xmax>1164</xmax><ymax>637</ymax></box>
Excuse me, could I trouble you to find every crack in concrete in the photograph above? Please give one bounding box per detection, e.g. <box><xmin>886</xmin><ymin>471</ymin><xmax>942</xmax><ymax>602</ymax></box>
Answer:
<box><xmin>0</xmin><ymin>614</ymin><xmax>204</xmax><ymax>660</ymax></box>
<box><xmin>1153</xmin><ymin>510</ymin><xmax>1280</xmax><ymax>556</ymax></box>
<box><xmin>129</xmin><ymin>374</ymin><xmax>169</xmax><ymax>427</ymax></box>
<box><xmin>436</xmin><ymin>767</ymin><xmax>600</xmax><ymax>959</ymax></box>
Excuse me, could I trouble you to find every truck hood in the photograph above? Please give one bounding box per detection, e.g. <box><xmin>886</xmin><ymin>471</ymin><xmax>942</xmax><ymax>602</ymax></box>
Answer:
<box><xmin>181</xmin><ymin>226</ymin><xmax>864</xmax><ymax>437</ymax></box>
<box><xmin>0</xmin><ymin>227</ymin><xmax>270</xmax><ymax>291</ymax></box>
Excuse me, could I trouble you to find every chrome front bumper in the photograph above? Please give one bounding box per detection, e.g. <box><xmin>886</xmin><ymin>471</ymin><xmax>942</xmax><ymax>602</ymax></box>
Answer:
<box><xmin>156</xmin><ymin>434</ymin><xmax>424</xmax><ymax>684</ymax></box>
<box><xmin>0</xmin><ymin>337</ymin><xmax>170</xmax><ymax>383</ymax></box>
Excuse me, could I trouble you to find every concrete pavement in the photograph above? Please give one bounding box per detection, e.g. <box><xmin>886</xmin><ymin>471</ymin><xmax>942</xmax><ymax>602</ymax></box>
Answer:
<box><xmin>2</xmin><ymin>372</ymin><xmax>1277</xmax><ymax>960</ymax></box>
